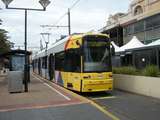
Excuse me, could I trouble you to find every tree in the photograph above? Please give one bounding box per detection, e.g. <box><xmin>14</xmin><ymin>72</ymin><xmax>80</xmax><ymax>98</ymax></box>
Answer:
<box><xmin>0</xmin><ymin>19</ymin><xmax>11</xmax><ymax>54</ymax></box>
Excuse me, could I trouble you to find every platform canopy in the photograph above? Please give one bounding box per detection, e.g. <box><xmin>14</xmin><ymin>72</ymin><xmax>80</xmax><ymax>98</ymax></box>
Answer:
<box><xmin>147</xmin><ymin>39</ymin><xmax>160</xmax><ymax>46</ymax></box>
<box><xmin>116</xmin><ymin>36</ymin><xmax>145</xmax><ymax>52</ymax></box>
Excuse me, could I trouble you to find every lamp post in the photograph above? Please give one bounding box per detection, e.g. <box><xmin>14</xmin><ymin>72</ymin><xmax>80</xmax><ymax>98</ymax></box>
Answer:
<box><xmin>2</xmin><ymin>0</ymin><xmax>51</xmax><ymax>92</ymax></box>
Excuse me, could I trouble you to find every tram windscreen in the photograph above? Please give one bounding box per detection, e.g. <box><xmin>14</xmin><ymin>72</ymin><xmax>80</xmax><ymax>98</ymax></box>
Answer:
<box><xmin>83</xmin><ymin>35</ymin><xmax>111</xmax><ymax>72</ymax></box>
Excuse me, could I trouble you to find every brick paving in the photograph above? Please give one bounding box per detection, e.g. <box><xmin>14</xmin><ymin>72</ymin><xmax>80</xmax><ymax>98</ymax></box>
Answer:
<box><xmin>0</xmin><ymin>73</ymin><xmax>113</xmax><ymax>120</ymax></box>
<box><xmin>0</xmin><ymin>73</ymin><xmax>83</xmax><ymax>112</ymax></box>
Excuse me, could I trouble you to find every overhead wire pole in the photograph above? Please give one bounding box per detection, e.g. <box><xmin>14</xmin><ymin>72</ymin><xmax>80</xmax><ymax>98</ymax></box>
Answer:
<box><xmin>40</xmin><ymin>32</ymin><xmax>51</xmax><ymax>50</ymax></box>
<box><xmin>68</xmin><ymin>8</ymin><xmax>71</xmax><ymax>35</ymax></box>
<box><xmin>40</xmin><ymin>32</ymin><xmax>51</xmax><ymax>78</ymax></box>
<box><xmin>67</xmin><ymin>0</ymin><xmax>81</xmax><ymax>35</ymax></box>
<box><xmin>40</xmin><ymin>0</ymin><xmax>81</xmax><ymax>36</ymax></box>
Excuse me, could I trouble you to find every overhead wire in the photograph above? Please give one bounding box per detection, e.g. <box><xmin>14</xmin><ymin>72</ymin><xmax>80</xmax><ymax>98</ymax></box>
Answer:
<box><xmin>53</xmin><ymin>12</ymin><xmax>68</xmax><ymax>26</ymax></box>
<box><xmin>42</xmin><ymin>0</ymin><xmax>81</xmax><ymax>37</ymax></box>
<box><xmin>51</xmin><ymin>0</ymin><xmax>81</xmax><ymax>26</ymax></box>
<box><xmin>69</xmin><ymin>0</ymin><xmax>81</xmax><ymax>10</ymax></box>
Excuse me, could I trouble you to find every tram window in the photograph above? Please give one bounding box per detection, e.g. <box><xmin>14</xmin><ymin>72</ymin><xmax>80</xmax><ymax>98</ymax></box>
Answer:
<box><xmin>55</xmin><ymin>52</ymin><xmax>65</xmax><ymax>71</ymax></box>
<box><xmin>45</xmin><ymin>57</ymin><xmax>47</xmax><ymax>69</ymax></box>
<box><xmin>55</xmin><ymin>50</ymin><xmax>81</xmax><ymax>72</ymax></box>
<box><xmin>49</xmin><ymin>54</ymin><xmax>54</xmax><ymax>70</ymax></box>
<box><xmin>42</xmin><ymin>57</ymin><xmax>45</xmax><ymax>69</ymax></box>
<box><xmin>64</xmin><ymin>49</ymin><xmax>81</xmax><ymax>72</ymax></box>
<box><xmin>42</xmin><ymin>56</ymin><xmax>47</xmax><ymax>69</ymax></box>
<box><xmin>35</xmin><ymin>59</ymin><xmax>38</xmax><ymax>68</ymax></box>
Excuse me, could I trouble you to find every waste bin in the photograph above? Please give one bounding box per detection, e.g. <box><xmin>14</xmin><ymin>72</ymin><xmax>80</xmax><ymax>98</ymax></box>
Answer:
<box><xmin>8</xmin><ymin>71</ymin><xmax>23</xmax><ymax>93</ymax></box>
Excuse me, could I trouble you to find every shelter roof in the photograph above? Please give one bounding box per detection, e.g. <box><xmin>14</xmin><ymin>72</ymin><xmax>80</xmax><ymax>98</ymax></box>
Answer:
<box><xmin>0</xmin><ymin>49</ymin><xmax>31</xmax><ymax>57</ymax></box>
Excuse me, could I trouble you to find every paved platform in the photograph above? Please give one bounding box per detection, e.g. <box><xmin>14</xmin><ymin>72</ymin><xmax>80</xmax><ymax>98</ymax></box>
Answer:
<box><xmin>0</xmin><ymin>103</ymin><xmax>112</xmax><ymax>120</ymax></box>
<box><xmin>0</xmin><ymin>73</ymin><xmax>84</xmax><ymax>111</ymax></box>
<box><xmin>0</xmin><ymin>73</ymin><xmax>113</xmax><ymax>120</ymax></box>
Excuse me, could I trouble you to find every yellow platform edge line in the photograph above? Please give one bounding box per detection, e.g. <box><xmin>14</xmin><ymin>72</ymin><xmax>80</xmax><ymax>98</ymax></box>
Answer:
<box><xmin>90</xmin><ymin>101</ymin><xmax>120</xmax><ymax>120</ymax></box>
<box><xmin>32</xmin><ymin>73</ymin><xmax>120</xmax><ymax>120</ymax></box>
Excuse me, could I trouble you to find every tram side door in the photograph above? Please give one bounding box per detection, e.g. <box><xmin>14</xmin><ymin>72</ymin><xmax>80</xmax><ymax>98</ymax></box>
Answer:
<box><xmin>48</xmin><ymin>54</ymin><xmax>54</xmax><ymax>81</ymax></box>
<box><xmin>38</xmin><ymin>58</ymin><xmax>41</xmax><ymax>75</ymax></box>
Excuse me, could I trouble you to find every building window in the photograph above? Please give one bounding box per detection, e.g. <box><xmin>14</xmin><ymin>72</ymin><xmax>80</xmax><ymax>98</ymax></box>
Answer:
<box><xmin>123</xmin><ymin>24</ymin><xmax>134</xmax><ymax>36</ymax></box>
<box><xmin>134</xmin><ymin>20</ymin><xmax>144</xmax><ymax>33</ymax></box>
<box><xmin>134</xmin><ymin>5</ymin><xmax>143</xmax><ymax>16</ymax></box>
<box><xmin>146</xmin><ymin>14</ymin><xmax>160</xmax><ymax>29</ymax></box>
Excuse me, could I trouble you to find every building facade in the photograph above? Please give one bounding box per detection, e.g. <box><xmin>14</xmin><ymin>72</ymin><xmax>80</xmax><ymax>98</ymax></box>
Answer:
<box><xmin>100</xmin><ymin>0</ymin><xmax>160</xmax><ymax>45</ymax></box>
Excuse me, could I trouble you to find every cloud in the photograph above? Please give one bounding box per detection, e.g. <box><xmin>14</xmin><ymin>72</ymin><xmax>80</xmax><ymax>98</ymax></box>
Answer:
<box><xmin>0</xmin><ymin>0</ymin><xmax>131</xmax><ymax>51</ymax></box>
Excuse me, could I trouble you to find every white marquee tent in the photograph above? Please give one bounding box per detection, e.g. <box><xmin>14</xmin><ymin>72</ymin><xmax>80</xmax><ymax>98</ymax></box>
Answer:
<box><xmin>147</xmin><ymin>39</ymin><xmax>160</xmax><ymax>47</ymax></box>
<box><xmin>111</xmin><ymin>41</ymin><xmax>120</xmax><ymax>52</ymax></box>
<box><xmin>113</xmin><ymin>36</ymin><xmax>146</xmax><ymax>53</ymax></box>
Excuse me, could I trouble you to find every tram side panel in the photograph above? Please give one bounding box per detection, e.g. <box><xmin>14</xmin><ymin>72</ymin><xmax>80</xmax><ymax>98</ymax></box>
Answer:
<box><xmin>53</xmin><ymin>49</ymin><xmax>82</xmax><ymax>91</ymax></box>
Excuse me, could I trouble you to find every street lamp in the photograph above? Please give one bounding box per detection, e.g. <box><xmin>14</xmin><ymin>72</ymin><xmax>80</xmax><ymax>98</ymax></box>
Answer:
<box><xmin>39</xmin><ymin>0</ymin><xmax>51</xmax><ymax>10</ymax></box>
<box><xmin>2</xmin><ymin>0</ymin><xmax>51</xmax><ymax>10</ymax></box>
<box><xmin>1</xmin><ymin>0</ymin><xmax>13</xmax><ymax>8</ymax></box>
<box><xmin>1</xmin><ymin>0</ymin><xmax>51</xmax><ymax>92</ymax></box>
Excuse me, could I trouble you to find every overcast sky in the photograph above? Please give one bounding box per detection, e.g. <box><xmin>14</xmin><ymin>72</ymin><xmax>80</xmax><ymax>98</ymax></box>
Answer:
<box><xmin>0</xmin><ymin>0</ymin><xmax>131</xmax><ymax>50</ymax></box>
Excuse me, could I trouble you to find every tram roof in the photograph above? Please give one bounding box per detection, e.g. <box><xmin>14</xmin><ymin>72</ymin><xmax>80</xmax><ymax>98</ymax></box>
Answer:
<box><xmin>32</xmin><ymin>33</ymin><xmax>109</xmax><ymax>60</ymax></box>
